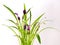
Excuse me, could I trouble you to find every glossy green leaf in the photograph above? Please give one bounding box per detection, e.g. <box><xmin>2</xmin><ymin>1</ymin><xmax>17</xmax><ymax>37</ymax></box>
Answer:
<box><xmin>36</xmin><ymin>34</ymin><xmax>41</xmax><ymax>44</ymax></box>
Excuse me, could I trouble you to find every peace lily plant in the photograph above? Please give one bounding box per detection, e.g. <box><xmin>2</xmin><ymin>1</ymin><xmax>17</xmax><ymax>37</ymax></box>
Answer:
<box><xmin>3</xmin><ymin>4</ymin><xmax>52</xmax><ymax>45</ymax></box>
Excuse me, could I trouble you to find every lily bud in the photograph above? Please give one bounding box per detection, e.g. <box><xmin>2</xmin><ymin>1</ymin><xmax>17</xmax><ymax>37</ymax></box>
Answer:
<box><xmin>18</xmin><ymin>16</ymin><xmax>20</xmax><ymax>20</ymax></box>
<box><xmin>15</xmin><ymin>13</ymin><xmax>18</xmax><ymax>16</ymax></box>
<box><xmin>15</xmin><ymin>13</ymin><xmax>20</xmax><ymax>20</ymax></box>
<box><xmin>23</xmin><ymin>10</ymin><xmax>26</xmax><ymax>14</ymax></box>
<box><xmin>27</xmin><ymin>25</ymin><xmax>30</xmax><ymax>30</ymax></box>
<box><xmin>27</xmin><ymin>25</ymin><xmax>30</xmax><ymax>34</ymax></box>
<box><xmin>24</xmin><ymin>24</ymin><xmax>26</xmax><ymax>30</ymax></box>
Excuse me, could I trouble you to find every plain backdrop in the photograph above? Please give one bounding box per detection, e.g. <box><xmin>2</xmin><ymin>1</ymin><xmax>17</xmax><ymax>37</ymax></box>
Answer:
<box><xmin>0</xmin><ymin>0</ymin><xmax>60</xmax><ymax>45</ymax></box>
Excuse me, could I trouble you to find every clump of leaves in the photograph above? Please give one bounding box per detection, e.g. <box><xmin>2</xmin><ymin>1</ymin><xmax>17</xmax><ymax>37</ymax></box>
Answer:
<box><xmin>3</xmin><ymin>4</ymin><xmax>52</xmax><ymax>45</ymax></box>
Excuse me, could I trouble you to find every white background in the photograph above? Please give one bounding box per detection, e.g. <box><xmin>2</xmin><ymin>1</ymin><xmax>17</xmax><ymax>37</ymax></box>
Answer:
<box><xmin>0</xmin><ymin>0</ymin><xmax>60</xmax><ymax>45</ymax></box>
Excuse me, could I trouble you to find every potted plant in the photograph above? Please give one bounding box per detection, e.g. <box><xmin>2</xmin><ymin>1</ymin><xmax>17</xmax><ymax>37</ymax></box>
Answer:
<box><xmin>3</xmin><ymin>4</ymin><xmax>52</xmax><ymax>45</ymax></box>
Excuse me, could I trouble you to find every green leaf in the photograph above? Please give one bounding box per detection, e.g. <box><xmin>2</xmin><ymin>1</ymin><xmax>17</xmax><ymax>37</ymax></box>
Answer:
<box><xmin>9</xmin><ymin>26</ymin><xmax>18</xmax><ymax>29</ymax></box>
<box><xmin>8</xmin><ymin>19</ymin><xmax>16</xmax><ymax>25</ymax></box>
<box><xmin>22</xmin><ymin>20</ymin><xmax>28</xmax><ymax>25</ymax></box>
<box><xmin>8</xmin><ymin>19</ymin><xmax>23</xmax><ymax>35</ymax></box>
<box><xmin>30</xmin><ymin>22</ymin><xmax>38</xmax><ymax>34</ymax></box>
<box><xmin>36</xmin><ymin>34</ymin><xmax>41</xmax><ymax>44</ymax></box>
<box><xmin>26</xmin><ymin>8</ymin><xmax>31</xmax><ymax>14</ymax></box>
<box><xmin>27</xmin><ymin>17</ymin><xmax>30</xmax><ymax>21</ymax></box>
<box><xmin>39</xmin><ymin>27</ymin><xmax>55</xmax><ymax>33</ymax></box>
<box><xmin>14</xmin><ymin>35</ymin><xmax>21</xmax><ymax>39</ymax></box>
<box><xmin>31</xmin><ymin>13</ymin><xmax>44</xmax><ymax>33</ymax></box>
<box><xmin>30</xmin><ymin>11</ymin><xmax>32</xmax><ymax>24</ymax></box>
<box><xmin>30</xmin><ymin>22</ymin><xmax>40</xmax><ymax>40</ymax></box>
<box><xmin>26</xmin><ymin>8</ymin><xmax>31</xmax><ymax>23</ymax></box>
<box><xmin>24</xmin><ymin>14</ymin><xmax>27</xmax><ymax>21</ymax></box>
<box><xmin>34</xmin><ymin>23</ymin><xmax>40</xmax><ymax>33</ymax></box>
<box><xmin>27</xmin><ymin>10</ymin><xmax>32</xmax><ymax>22</ymax></box>
<box><xmin>29</xmin><ymin>33</ymin><xmax>35</xmax><ymax>43</ymax></box>
<box><xmin>32</xmin><ymin>13</ymin><xmax>44</xmax><ymax>26</ymax></box>
<box><xmin>3</xmin><ymin>5</ymin><xmax>17</xmax><ymax>20</ymax></box>
<box><xmin>24</xmin><ymin>4</ymin><xmax>26</xmax><ymax>10</ymax></box>
<box><xmin>2</xmin><ymin>24</ymin><xmax>17</xmax><ymax>35</ymax></box>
